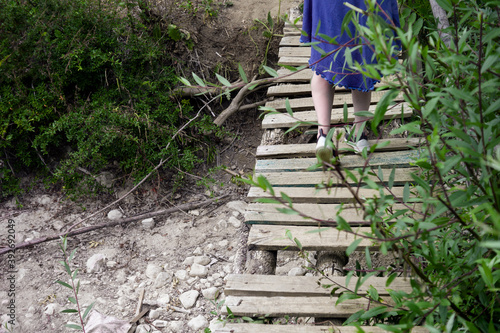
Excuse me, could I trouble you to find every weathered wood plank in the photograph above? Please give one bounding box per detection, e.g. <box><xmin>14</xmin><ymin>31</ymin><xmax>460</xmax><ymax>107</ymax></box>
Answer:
<box><xmin>247</xmin><ymin>186</ymin><xmax>406</xmax><ymax>203</ymax></box>
<box><xmin>248</xmin><ymin>225</ymin><xmax>377</xmax><ymax>251</ymax></box>
<box><xmin>214</xmin><ymin>324</ymin><xmax>427</xmax><ymax>333</ymax></box>
<box><xmin>222</xmin><ymin>295</ymin><xmax>394</xmax><ymax>318</ymax></box>
<box><xmin>255</xmin><ymin>168</ymin><xmax>417</xmax><ymax>186</ymax></box>
<box><xmin>280</xmin><ymin>36</ymin><xmax>303</xmax><ymax>46</ymax></box>
<box><xmin>244</xmin><ymin>203</ymin><xmax>419</xmax><ymax>226</ymax></box>
<box><xmin>265</xmin><ymin>91</ymin><xmax>403</xmax><ymax>111</ymax></box>
<box><xmin>279</xmin><ymin>56</ymin><xmax>310</xmax><ymax>66</ymax></box>
<box><xmin>275</xmin><ymin>68</ymin><xmax>400</xmax><ymax>85</ymax></box>
<box><xmin>267</xmin><ymin>83</ymin><xmax>343</xmax><ymax>97</ymax></box>
<box><xmin>254</xmin><ymin>150</ymin><xmax>420</xmax><ymax>172</ymax></box>
<box><xmin>256</xmin><ymin>138</ymin><xmax>421</xmax><ymax>158</ymax></box>
<box><xmin>224</xmin><ymin>274</ymin><xmax>412</xmax><ymax>297</ymax></box>
<box><xmin>279</xmin><ymin>46</ymin><xmax>311</xmax><ymax>58</ymax></box>
<box><xmin>261</xmin><ymin>104</ymin><xmax>411</xmax><ymax>129</ymax></box>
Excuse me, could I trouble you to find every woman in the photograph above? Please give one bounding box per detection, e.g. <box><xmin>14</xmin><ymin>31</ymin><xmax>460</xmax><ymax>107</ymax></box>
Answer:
<box><xmin>300</xmin><ymin>0</ymin><xmax>401</xmax><ymax>161</ymax></box>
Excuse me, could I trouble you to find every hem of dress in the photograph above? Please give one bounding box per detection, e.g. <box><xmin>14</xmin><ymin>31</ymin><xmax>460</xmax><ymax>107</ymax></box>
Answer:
<box><xmin>310</xmin><ymin>68</ymin><xmax>378</xmax><ymax>92</ymax></box>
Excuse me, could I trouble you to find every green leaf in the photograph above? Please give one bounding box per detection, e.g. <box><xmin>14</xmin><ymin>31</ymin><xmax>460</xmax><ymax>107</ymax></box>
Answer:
<box><xmin>262</xmin><ymin>65</ymin><xmax>278</xmax><ymax>77</ymax></box>
<box><xmin>372</xmin><ymin>90</ymin><xmax>400</xmax><ymax>136</ymax></box>
<box><xmin>192</xmin><ymin>73</ymin><xmax>206</xmax><ymax>87</ymax></box>
<box><xmin>388</xmin><ymin>167</ymin><xmax>396</xmax><ymax>189</ymax></box>
<box><xmin>403</xmin><ymin>182</ymin><xmax>410</xmax><ymax>203</ymax></box>
<box><xmin>343</xmin><ymin>103</ymin><xmax>348</xmax><ymax>122</ymax></box>
<box><xmin>56</xmin><ymin>280</ymin><xmax>73</xmax><ymax>289</ymax></box>
<box><xmin>336</xmin><ymin>291</ymin><xmax>361</xmax><ymax>305</ymax></box>
<box><xmin>68</xmin><ymin>297</ymin><xmax>77</xmax><ymax>304</ymax></box>
<box><xmin>68</xmin><ymin>248</ymin><xmax>77</xmax><ymax>262</ymax></box>
<box><xmin>82</xmin><ymin>302</ymin><xmax>95</xmax><ymax>321</ymax></box>
<box><xmin>65</xmin><ymin>324</ymin><xmax>82</xmax><ymax>330</ymax></box>
<box><xmin>294</xmin><ymin>237</ymin><xmax>303</xmax><ymax>250</ymax></box>
<box><xmin>360</xmin><ymin>306</ymin><xmax>387</xmax><ymax>320</ymax></box>
<box><xmin>367</xmin><ymin>285</ymin><xmax>380</xmax><ymax>302</ymax></box>
<box><xmin>365</xmin><ymin>247</ymin><xmax>372</xmax><ymax>269</ymax></box>
<box><xmin>255</xmin><ymin>198</ymin><xmax>281</xmax><ymax>204</ymax></box>
<box><xmin>215</xmin><ymin>73</ymin><xmax>232</xmax><ymax>87</ymax></box>
<box><xmin>346</xmin><ymin>238</ymin><xmax>363</xmax><ymax>256</ymax></box>
<box><xmin>238</xmin><ymin>63</ymin><xmax>248</xmax><ymax>83</ymax></box>
<box><xmin>285</xmin><ymin>98</ymin><xmax>293</xmax><ymax>117</ymax></box>
<box><xmin>178</xmin><ymin>76</ymin><xmax>192</xmax><ymax>86</ymax></box>
<box><xmin>61</xmin><ymin>309</ymin><xmax>78</xmax><ymax>313</ymax></box>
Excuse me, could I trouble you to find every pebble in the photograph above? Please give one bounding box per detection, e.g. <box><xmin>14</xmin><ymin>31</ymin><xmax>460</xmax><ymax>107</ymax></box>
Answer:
<box><xmin>168</xmin><ymin>321</ymin><xmax>184</xmax><ymax>331</ymax></box>
<box><xmin>217</xmin><ymin>219</ymin><xmax>228</xmax><ymax>230</ymax></box>
<box><xmin>202</xmin><ymin>287</ymin><xmax>220</xmax><ymax>300</ymax></box>
<box><xmin>154</xmin><ymin>272</ymin><xmax>172</xmax><ymax>289</ymax></box>
<box><xmin>145</xmin><ymin>264</ymin><xmax>162</xmax><ymax>280</ymax></box>
<box><xmin>141</xmin><ymin>218</ymin><xmax>155</xmax><ymax>229</ymax></box>
<box><xmin>152</xmin><ymin>320</ymin><xmax>169</xmax><ymax>328</ymax></box>
<box><xmin>175</xmin><ymin>269</ymin><xmax>188</xmax><ymax>280</ymax></box>
<box><xmin>107</xmin><ymin>209</ymin><xmax>123</xmax><ymax>220</ymax></box>
<box><xmin>136</xmin><ymin>324</ymin><xmax>151</xmax><ymax>333</ymax></box>
<box><xmin>188</xmin><ymin>315</ymin><xmax>208</xmax><ymax>331</ymax></box>
<box><xmin>189</xmin><ymin>263</ymin><xmax>208</xmax><ymax>277</ymax></box>
<box><xmin>218</xmin><ymin>239</ymin><xmax>229</xmax><ymax>247</ymax></box>
<box><xmin>228</xmin><ymin>216</ymin><xmax>241</xmax><ymax>228</ymax></box>
<box><xmin>149</xmin><ymin>308</ymin><xmax>162</xmax><ymax>320</ymax></box>
<box><xmin>189</xmin><ymin>209</ymin><xmax>200</xmax><ymax>216</ymax></box>
<box><xmin>226</xmin><ymin>201</ymin><xmax>248</xmax><ymax>215</ymax></box>
<box><xmin>157</xmin><ymin>294</ymin><xmax>170</xmax><ymax>307</ymax></box>
<box><xmin>183</xmin><ymin>256</ymin><xmax>195</xmax><ymax>266</ymax></box>
<box><xmin>193</xmin><ymin>247</ymin><xmax>203</xmax><ymax>255</ymax></box>
<box><xmin>52</xmin><ymin>220</ymin><xmax>65</xmax><ymax>231</ymax></box>
<box><xmin>193</xmin><ymin>256</ymin><xmax>211</xmax><ymax>266</ymax></box>
<box><xmin>179</xmin><ymin>290</ymin><xmax>199</xmax><ymax>309</ymax></box>
<box><xmin>288</xmin><ymin>267</ymin><xmax>307</xmax><ymax>276</ymax></box>
<box><xmin>86</xmin><ymin>253</ymin><xmax>107</xmax><ymax>273</ymax></box>
<box><xmin>106</xmin><ymin>260</ymin><xmax>117</xmax><ymax>268</ymax></box>
<box><xmin>44</xmin><ymin>303</ymin><xmax>59</xmax><ymax>316</ymax></box>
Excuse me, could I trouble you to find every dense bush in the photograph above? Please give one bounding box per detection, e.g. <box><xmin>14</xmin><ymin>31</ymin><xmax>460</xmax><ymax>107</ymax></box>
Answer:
<box><xmin>0</xmin><ymin>0</ymin><xmax>221</xmax><ymax>197</ymax></box>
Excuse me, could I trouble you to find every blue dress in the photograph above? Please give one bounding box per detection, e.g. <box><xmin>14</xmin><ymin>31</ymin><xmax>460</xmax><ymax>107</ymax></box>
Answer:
<box><xmin>300</xmin><ymin>0</ymin><xmax>400</xmax><ymax>91</ymax></box>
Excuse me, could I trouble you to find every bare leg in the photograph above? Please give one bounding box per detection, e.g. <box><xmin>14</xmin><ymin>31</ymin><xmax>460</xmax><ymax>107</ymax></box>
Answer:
<box><xmin>311</xmin><ymin>73</ymin><xmax>335</xmax><ymax>136</ymax></box>
<box><xmin>352</xmin><ymin>89</ymin><xmax>372</xmax><ymax>139</ymax></box>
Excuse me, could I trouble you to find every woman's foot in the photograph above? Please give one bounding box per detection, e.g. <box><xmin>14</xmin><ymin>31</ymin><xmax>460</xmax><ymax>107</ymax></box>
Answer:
<box><xmin>345</xmin><ymin>127</ymin><xmax>371</xmax><ymax>154</ymax></box>
<box><xmin>316</xmin><ymin>129</ymin><xmax>337</xmax><ymax>163</ymax></box>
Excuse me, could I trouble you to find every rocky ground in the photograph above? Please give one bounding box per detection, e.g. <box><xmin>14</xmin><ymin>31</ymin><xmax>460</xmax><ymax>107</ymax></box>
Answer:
<box><xmin>1</xmin><ymin>1</ymin><xmax>303</xmax><ymax>332</ymax></box>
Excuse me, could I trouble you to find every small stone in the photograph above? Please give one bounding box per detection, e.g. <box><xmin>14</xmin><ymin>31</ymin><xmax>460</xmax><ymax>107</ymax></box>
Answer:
<box><xmin>193</xmin><ymin>256</ymin><xmax>211</xmax><ymax>266</ymax></box>
<box><xmin>193</xmin><ymin>247</ymin><xmax>203</xmax><ymax>255</ymax></box>
<box><xmin>157</xmin><ymin>294</ymin><xmax>170</xmax><ymax>307</ymax></box>
<box><xmin>106</xmin><ymin>260</ymin><xmax>117</xmax><ymax>268</ymax></box>
<box><xmin>168</xmin><ymin>321</ymin><xmax>184</xmax><ymax>331</ymax></box>
<box><xmin>189</xmin><ymin>263</ymin><xmax>208</xmax><ymax>277</ymax></box>
<box><xmin>188</xmin><ymin>315</ymin><xmax>208</xmax><ymax>331</ymax></box>
<box><xmin>152</xmin><ymin>320</ymin><xmax>169</xmax><ymax>328</ymax></box>
<box><xmin>218</xmin><ymin>239</ymin><xmax>229</xmax><ymax>247</ymax></box>
<box><xmin>205</xmin><ymin>243</ymin><xmax>214</xmax><ymax>252</ymax></box>
<box><xmin>189</xmin><ymin>210</ymin><xmax>200</xmax><ymax>216</ymax></box>
<box><xmin>141</xmin><ymin>218</ymin><xmax>155</xmax><ymax>229</ymax></box>
<box><xmin>52</xmin><ymin>220</ymin><xmax>65</xmax><ymax>231</ymax></box>
<box><xmin>107</xmin><ymin>209</ymin><xmax>123</xmax><ymax>220</ymax></box>
<box><xmin>183</xmin><ymin>256</ymin><xmax>195</xmax><ymax>266</ymax></box>
<box><xmin>149</xmin><ymin>308</ymin><xmax>161</xmax><ymax>320</ymax></box>
<box><xmin>146</xmin><ymin>264</ymin><xmax>162</xmax><ymax>280</ymax></box>
<box><xmin>44</xmin><ymin>303</ymin><xmax>59</xmax><ymax>316</ymax></box>
<box><xmin>202</xmin><ymin>287</ymin><xmax>220</xmax><ymax>300</ymax></box>
<box><xmin>136</xmin><ymin>324</ymin><xmax>151</xmax><ymax>333</ymax></box>
<box><xmin>228</xmin><ymin>216</ymin><xmax>241</xmax><ymax>228</ymax></box>
<box><xmin>209</xmin><ymin>317</ymin><xmax>225</xmax><ymax>332</ymax></box>
<box><xmin>217</xmin><ymin>219</ymin><xmax>228</xmax><ymax>230</ymax></box>
<box><xmin>179</xmin><ymin>290</ymin><xmax>199</xmax><ymax>309</ymax></box>
<box><xmin>288</xmin><ymin>267</ymin><xmax>307</xmax><ymax>276</ymax></box>
<box><xmin>226</xmin><ymin>201</ymin><xmax>248</xmax><ymax>215</ymax></box>
<box><xmin>154</xmin><ymin>272</ymin><xmax>172</xmax><ymax>289</ymax></box>
<box><xmin>86</xmin><ymin>253</ymin><xmax>107</xmax><ymax>273</ymax></box>
<box><xmin>175</xmin><ymin>270</ymin><xmax>188</xmax><ymax>281</ymax></box>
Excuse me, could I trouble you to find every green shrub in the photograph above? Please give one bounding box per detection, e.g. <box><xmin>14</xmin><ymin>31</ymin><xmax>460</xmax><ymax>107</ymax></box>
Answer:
<box><xmin>0</xmin><ymin>0</ymin><xmax>221</xmax><ymax>198</ymax></box>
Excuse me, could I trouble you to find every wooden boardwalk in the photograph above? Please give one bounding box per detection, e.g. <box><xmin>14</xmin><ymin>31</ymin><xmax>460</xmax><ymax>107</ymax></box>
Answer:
<box><xmin>214</xmin><ymin>21</ymin><xmax>423</xmax><ymax>333</ymax></box>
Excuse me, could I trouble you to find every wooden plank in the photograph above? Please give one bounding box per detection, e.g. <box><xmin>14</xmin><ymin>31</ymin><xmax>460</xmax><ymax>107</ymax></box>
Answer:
<box><xmin>265</xmin><ymin>91</ymin><xmax>403</xmax><ymax>112</ymax></box>
<box><xmin>256</xmin><ymin>138</ymin><xmax>421</xmax><ymax>158</ymax></box>
<box><xmin>280</xmin><ymin>36</ymin><xmax>303</xmax><ymax>46</ymax></box>
<box><xmin>247</xmin><ymin>186</ymin><xmax>406</xmax><ymax>203</ymax></box>
<box><xmin>279</xmin><ymin>46</ymin><xmax>311</xmax><ymax>58</ymax></box>
<box><xmin>255</xmin><ymin>168</ymin><xmax>417</xmax><ymax>186</ymax></box>
<box><xmin>214</xmin><ymin>324</ymin><xmax>428</xmax><ymax>333</ymax></box>
<box><xmin>224</xmin><ymin>274</ymin><xmax>412</xmax><ymax>297</ymax></box>
<box><xmin>244</xmin><ymin>203</ymin><xmax>420</xmax><ymax>226</ymax></box>
<box><xmin>276</xmin><ymin>68</ymin><xmax>400</xmax><ymax>85</ymax></box>
<box><xmin>248</xmin><ymin>225</ymin><xmax>377</xmax><ymax>251</ymax></box>
<box><xmin>279</xmin><ymin>56</ymin><xmax>310</xmax><ymax>66</ymax></box>
<box><xmin>261</xmin><ymin>105</ymin><xmax>411</xmax><ymax>129</ymax></box>
<box><xmin>255</xmin><ymin>150</ymin><xmax>420</xmax><ymax>172</ymax></box>
<box><xmin>267</xmin><ymin>83</ymin><xmax>348</xmax><ymax>97</ymax></box>
<box><xmin>222</xmin><ymin>295</ymin><xmax>394</xmax><ymax>318</ymax></box>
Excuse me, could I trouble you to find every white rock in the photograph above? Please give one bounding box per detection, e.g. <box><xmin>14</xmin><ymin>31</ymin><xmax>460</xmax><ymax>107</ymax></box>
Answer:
<box><xmin>86</xmin><ymin>253</ymin><xmax>107</xmax><ymax>273</ymax></box>
<box><xmin>209</xmin><ymin>317</ymin><xmax>225</xmax><ymax>332</ymax></box>
<box><xmin>223</xmin><ymin>264</ymin><xmax>232</xmax><ymax>274</ymax></box>
<box><xmin>189</xmin><ymin>209</ymin><xmax>200</xmax><ymax>216</ymax></box>
<box><xmin>168</xmin><ymin>321</ymin><xmax>184</xmax><ymax>331</ymax></box>
<box><xmin>288</xmin><ymin>267</ymin><xmax>307</xmax><ymax>276</ymax></box>
<box><xmin>228</xmin><ymin>216</ymin><xmax>242</xmax><ymax>228</ymax></box>
<box><xmin>35</xmin><ymin>194</ymin><xmax>52</xmax><ymax>205</ymax></box>
<box><xmin>193</xmin><ymin>247</ymin><xmax>203</xmax><ymax>255</ymax></box>
<box><xmin>175</xmin><ymin>269</ymin><xmax>188</xmax><ymax>281</ymax></box>
<box><xmin>179</xmin><ymin>290</ymin><xmax>199</xmax><ymax>309</ymax></box>
<box><xmin>205</xmin><ymin>243</ymin><xmax>214</xmax><ymax>252</ymax></box>
<box><xmin>218</xmin><ymin>239</ymin><xmax>229</xmax><ymax>247</ymax></box>
<box><xmin>187</xmin><ymin>277</ymin><xmax>198</xmax><ymax>285</ymax></box>
<box><xmin>157</xmin><ymin>294</ymin><xmax>170</xmax><ymax>307</ymax></box>
<box><xmin>202</xmin><ymin>287</ymin><xmax>220</xmax><ymax>300</ymax></box>
<box><xmin>193</xmin><ymin>256</ymin><xmax>211</xmax><ymax>266</ymax></box>
<box><xmin>226</xmin><ymin>201</ymin><xmax>248</xmax><ymax>214</ymax></box>
<box><xmin>106</xmin><ymin>260</ymin><xmax>117</xmax><ymax>268</ymax></box>
<box><xmin>154</xmin><ymin>272</ymin><xmax>172</xmax><ymax>289</ymax></box>
<box><xmin>183</xmin><ymin>256</ymin><xmax>195</xmax><ymax>266</ymax></box>
<box><xmin>217</xmin><ymin>219</ymin><xmax>228</xmax><ymax>230</ymax></box>
<box><xmin>52</xmin><ymin>220</ymin><xmax>65</xmax><ymax>231</ymax></box>
<box><xmin>189</xmin><ymin>263</ymin><xmax>208</xmax><ymax>277</ymax></box>
<box><xmin>146</xmin><ymin>264</ymin><xmax>162</xmax><ymax>280</ymax></box>
<box><xmin>136</xmin><ymin>324</ymin><xmax>151</xmax><ymax>333</ymax></box>
<box><xmin>141</xmin><ymin>218</ymin><xmax>155</xmax><ymax>229</ymax></box>
<box><xmin>188</xmin><ymin>315</ymin><xmax>208</xmax><ymax>331</ymax></box>
<box><xmin>149</xmin><ymin>308</ymin><xmax>162</xmax><ymax>320</ymax></box>
<box><xmin>152</xmin><ymin>320</ymin><xmax>169</xmax><ymax>328</ymax></box>
<box><xmin>107</xmin><ymin>209</ymin><xmax>123</xmax><ymax>220</ymax></box>
<box><xmin>44</xmin><ymin>303</ymin><xmax>59</xmax><ymax>316</ymax></box>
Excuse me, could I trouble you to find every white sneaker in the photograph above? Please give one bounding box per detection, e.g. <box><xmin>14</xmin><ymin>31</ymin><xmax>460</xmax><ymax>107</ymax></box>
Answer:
<box><xmin>345</xmin><ymin>127</ymin><xmax>371</xmax><ymax>154</ymax></box>
<box><xmin>315</xmin><ymin>129</ymin><xmax>337</xmax><ymax>163</ymax></box>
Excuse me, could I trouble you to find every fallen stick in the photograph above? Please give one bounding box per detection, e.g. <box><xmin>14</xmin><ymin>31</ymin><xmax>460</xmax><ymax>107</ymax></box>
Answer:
<box><xmin>0</xmin><ymin>195</ymin><xmax>228</xmax><ymax>255</ymax></box>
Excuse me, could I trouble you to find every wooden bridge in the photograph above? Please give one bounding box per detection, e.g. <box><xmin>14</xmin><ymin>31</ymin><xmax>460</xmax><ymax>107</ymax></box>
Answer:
<box><xmin>213</xmin><ymin>21</ymin><xmax>424</xmax><ymax>333</ymax></box>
